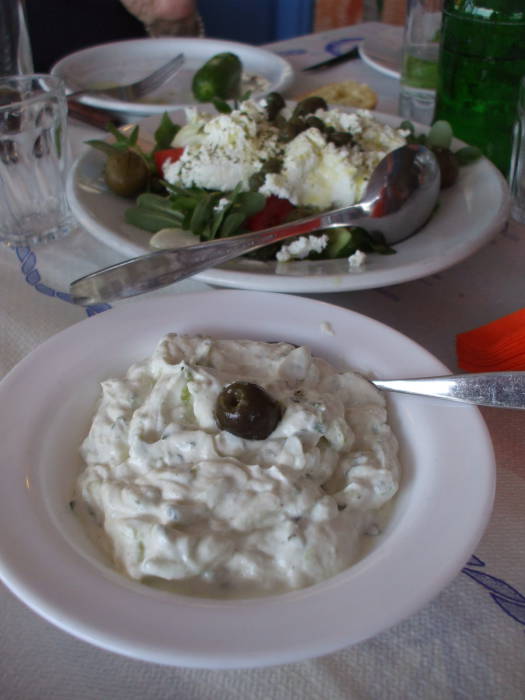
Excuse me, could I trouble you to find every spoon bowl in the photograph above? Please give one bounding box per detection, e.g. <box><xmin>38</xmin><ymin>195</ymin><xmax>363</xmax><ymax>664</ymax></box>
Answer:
<box><xmin>70</xmin><ymin>144</ymin><xmax>441</xmax><ymax>305</ymax></box>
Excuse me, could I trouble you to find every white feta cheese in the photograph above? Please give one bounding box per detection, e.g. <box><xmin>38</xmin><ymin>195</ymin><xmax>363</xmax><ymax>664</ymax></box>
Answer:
<box><xmin>164</xmin><ymin>100</ymin><xmax>408</xmax><ymax>214</ymax></box>
<box><xmin>276</xmin><ymin>234</ymin><xmax>328</xmax><ymax>262</ymax></box>
<box><xmin>348</xmin><ymin>249</ymin><xmax>367</xmax><ymax>269</ymax></box>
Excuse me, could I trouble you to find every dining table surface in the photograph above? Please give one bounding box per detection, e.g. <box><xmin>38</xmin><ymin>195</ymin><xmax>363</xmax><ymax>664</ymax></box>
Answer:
<box><xmin>1</xmin><ymin>20</ymin><xmax>524</xmax><ymax>700</ymax></box>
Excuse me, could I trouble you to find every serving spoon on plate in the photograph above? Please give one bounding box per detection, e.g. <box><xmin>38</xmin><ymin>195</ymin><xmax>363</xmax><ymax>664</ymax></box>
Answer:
<box><xmin>371</xmin><ymin>372</ymin><xmax>525</xmax><ymax>410</ymax></box>
<box><xmin>70</xmin><ymin>143</ymin><xmax>440</xmax><ymax>305</ymax></box>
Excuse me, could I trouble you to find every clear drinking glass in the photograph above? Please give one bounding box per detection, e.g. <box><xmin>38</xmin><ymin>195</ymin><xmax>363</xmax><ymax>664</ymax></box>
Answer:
<box><xmin>399</xmin><ymin>0</ymin><xmax>443</xmax><ymax>125</ymax></box>
<box><xmin>0</xmin><ymin>0</ymin><xmax>34</xmax><ymax>76</ymax></box>
<box><xmin>0</xmin><ymin>74</ymin><xmax>75</xmax><ymax>246</ymax></box>
<box><xmin>509</xmin><ymin>76</ymin><xmax>525</xmax><ymax>224</ymax></box>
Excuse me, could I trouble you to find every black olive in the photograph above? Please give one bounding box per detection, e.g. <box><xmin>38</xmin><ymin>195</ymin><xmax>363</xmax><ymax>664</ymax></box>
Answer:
<box><xmin>104</xmin><ymin>149</ymin><xmax>149</xmax><ymax>197</ymax></box>
<box><xmin>265</xmin><ymin>92</ymin><xmax>286</xmax><ymax>121</ymax></box>
<box><xmin>431</xmin><ymin>146</ymin><xmax>459</xmax><ymax>189</ymax></box>
<box><xmin>292</xmin><ymin>96</ymin><xmax>328</xmax><ymax>119</ymax></box>
<box><xmin>215</xmin><ymin>381</ymin><xmax>282</xmax><ymax>440</ymax></box>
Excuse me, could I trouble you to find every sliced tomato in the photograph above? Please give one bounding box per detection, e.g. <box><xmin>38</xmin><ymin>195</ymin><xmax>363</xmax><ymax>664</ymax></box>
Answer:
<box><xmin>154</xmin><ymin>147</ymin><xmax>184</xmax><ymax>176</ymax></box>
<box><xmin>246</xmin><ymin>195</ymin><xmax>295</xmax><ymax>231</ymax></box>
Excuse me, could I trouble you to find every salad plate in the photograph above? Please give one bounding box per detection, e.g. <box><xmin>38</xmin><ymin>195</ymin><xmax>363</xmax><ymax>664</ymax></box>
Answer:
<box><xmin>52</xmin><ymin>37</ymin><xmax>294</xmax><ymax>117</ymax></box>
<box><xmin>67</xmin><ymin>109</ymin><xmax>510</xmax><ymax>294</ymax></box>
<box><xmin>0</xmin><ymin>291</ymin><xmax>495</xmax><ymax>667</ymax></box>
<box><xmin>359</xmin><ymin>25</ymin><xmax>403</xmax><ymax>79</ymax></box>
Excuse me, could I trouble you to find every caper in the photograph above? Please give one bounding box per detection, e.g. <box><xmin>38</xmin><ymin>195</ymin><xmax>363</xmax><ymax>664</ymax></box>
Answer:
<box><xmin>327</xmin><ymin>131</ymin><xmax>354</xmax><ymax>148</ymax></box>
<box><xmin>279</xmin><ymin>121</ymin><xmax>301</xmax><ymax>142</ymax></box>
<box><xmin>292</xmin><ymin>96</ymin><xmax>328</xmax><ymax>119</ymax></box>
<box><xmin>104</xmin><ymin>149</ymin><xmax>149</xmax><ymax>198</ymax></box>
<box><xmin>431</xmin><ymin>146</ymin><xmax>459</xmax><ymax>189</ymax></box>
<box><xmin>261</xmin><ymin>157</ymin><xmax>282</xmax><ymax>174</ymax></box>
<box><xmin>304</xmin><ymin>115</ymin><xmax>326</xmax><ymax>132</ymax></box>
<box><xmin>215</xmin><ymin>381</ymin><xmax>282</xmax><ymax>440</ymax></box>
<box><xmin>265</xmin><ymin>91</ymin><xmax>286</xmax><ymax>121</ymax></box>
<box><xmin>249</xmin><ymin>171</ymin><xmax>266</xmax><ymax>191</ymax></box>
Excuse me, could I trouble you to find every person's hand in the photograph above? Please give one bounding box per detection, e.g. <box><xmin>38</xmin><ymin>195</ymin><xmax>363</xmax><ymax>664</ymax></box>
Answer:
<box><xmin>120</xmin><ymin>0</ymin><xmax>196</xmax><ymax>25</ymax></box>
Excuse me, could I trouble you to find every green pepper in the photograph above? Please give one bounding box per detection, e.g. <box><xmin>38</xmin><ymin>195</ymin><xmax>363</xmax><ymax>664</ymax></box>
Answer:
<box><xmin>192</xmin><ymin>52</ymin><xmax>243</xmax><ymax>102</ymax></box>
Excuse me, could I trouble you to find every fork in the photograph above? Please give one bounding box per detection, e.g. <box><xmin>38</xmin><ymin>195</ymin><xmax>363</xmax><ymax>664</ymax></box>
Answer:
<box><xmin>67</xmin><ymin>52</ymin><xmax>185</xmax><ymax>101</ymax></box>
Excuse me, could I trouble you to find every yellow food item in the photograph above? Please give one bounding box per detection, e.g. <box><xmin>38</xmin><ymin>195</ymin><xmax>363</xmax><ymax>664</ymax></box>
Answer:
<box><xmin>296</xmin><ymin>80</ymin><xmax>378</xmax><ymax>110</ymax></box>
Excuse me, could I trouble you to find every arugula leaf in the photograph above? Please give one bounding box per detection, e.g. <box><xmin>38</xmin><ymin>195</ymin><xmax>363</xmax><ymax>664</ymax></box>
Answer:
<box><xmin>220</xmin><ymin>211</ymin><xmax>247</xmax><ymax>237</ymax></box>
<box><xmin>212</xmin><ymin>97</ymin><xmax>232</xmax><ymax>114</ymax></box>
<box><xmin>154</xmin><ymin>113</ymin><xmax>180</xmax><ymax>150</ymax></box>
<box><xmin>125</xmin><ymin>206</ymin><xmax>183</xmax><ymax>232</ymax></box>
<box><xmin>455</xmin><ymin>145</ymin><xmax>482</xmax><ymax>165</ymax></box>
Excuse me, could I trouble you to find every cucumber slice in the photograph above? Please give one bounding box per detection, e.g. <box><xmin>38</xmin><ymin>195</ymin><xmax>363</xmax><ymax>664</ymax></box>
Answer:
<box><xmin>325</xmin><ymin>227</ymin><xmax>352</xmax><ymax>258</ymax></box>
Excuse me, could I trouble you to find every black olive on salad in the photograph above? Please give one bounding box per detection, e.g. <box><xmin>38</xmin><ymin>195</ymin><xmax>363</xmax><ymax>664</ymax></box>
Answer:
<box><xmin>215</xmin><ymin>381</ymin><xmax>282</xmax><ymax>440</ymax></box>
<box><xmin>104</xmin><ymin>150</ymin><xmax>149</xmax><ymax>198</ymax></box>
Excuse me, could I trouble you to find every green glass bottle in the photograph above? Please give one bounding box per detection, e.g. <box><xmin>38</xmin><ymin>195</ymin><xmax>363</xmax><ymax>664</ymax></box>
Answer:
<box><xmin>433</xmin><ymin>0</ymin><xmax>525</xmax><ymax>174</ymax></box>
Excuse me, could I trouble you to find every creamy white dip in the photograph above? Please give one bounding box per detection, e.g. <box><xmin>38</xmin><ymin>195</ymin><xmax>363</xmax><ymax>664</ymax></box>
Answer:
<box><xmin>76</xmin><ymin>335</ymin><xmax>400</xmax><ymax>598</ymax></box>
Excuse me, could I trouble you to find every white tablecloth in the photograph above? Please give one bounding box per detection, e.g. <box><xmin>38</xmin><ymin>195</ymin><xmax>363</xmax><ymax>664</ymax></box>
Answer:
<box><xmin>1</xmin><ymin>22</ymin><xmax>524</xmax><ymax>700</ymax></box>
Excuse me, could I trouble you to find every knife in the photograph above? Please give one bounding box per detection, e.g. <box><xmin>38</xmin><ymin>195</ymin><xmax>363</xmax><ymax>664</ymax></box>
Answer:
<box><xmin>302</xmin><ymin>46</ymin><xmax>360</xmax><ymax>71</ymax></box>
<box><xmin>67</xmin><ymin>98</ymin><xmax>126</xmax><ymax>130</ymax></box>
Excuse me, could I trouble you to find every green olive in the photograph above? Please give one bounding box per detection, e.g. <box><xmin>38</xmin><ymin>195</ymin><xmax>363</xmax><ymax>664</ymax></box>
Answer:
<box><xmin>292</xmin><ymin>96</ymin><xmax>328</xmax><ymax>119</ymax></box>
<box><xmin>104</xmin><ymin>150</ymin><xmax>149</xmax><ymax>198</ymax></box>
<box><xmin>215</xmin><ymin>381</ymin><xmax>282</xmax><ymax>440</ymax></box>
<box><xmin>431</xmin><ymin>146</ymin><xmax>459</xmax><ymax>189</ymax></box>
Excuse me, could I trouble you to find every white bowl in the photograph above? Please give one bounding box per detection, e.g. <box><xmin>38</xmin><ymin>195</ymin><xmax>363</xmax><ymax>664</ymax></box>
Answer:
<box><xmin>52</xmin><ymin>37</ymin><xmax>294</xmax><ymax>117</ymax></box>
<box><xmin>0</xmin><ymin>291</ymin><xmax>495</xmax><ymax>668</ymax></box>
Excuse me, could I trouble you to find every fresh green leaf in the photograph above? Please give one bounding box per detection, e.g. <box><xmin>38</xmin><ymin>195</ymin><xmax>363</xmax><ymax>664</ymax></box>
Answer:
<box><xmin>135</xmin><ymin>193</ymin><xmax>182</xmax><ymax>216</ymax></box>
<box><xmin>212</xmin><ymin>97</ymin><xmax>232</xmax><ymax>114</ymax></box>
<box><xmin>455</xmin><ymin>145</ymin><xmax>482</xmax><ymax>165</ymax></box>
<box><xmin>399</xmin><ymin>120</ymin><xmax>415</xmax><ymax>136</ymax></box>
<box><xmin>154</xmin><ymin>112</ymin><xmax>180</xmax><ymax>150</ymax></box>
<box><xmin>235</xmin><ymin>191</ymin><xmax>266</xmax><ymax>217</ymax></box>
<box><xmin>86</xmin><ymin>140</ymin><xmax>121</xmax><ymax>157</ymax></box>
<box><xmin>220</xmin><ymin>211</ymin><xmax>246</xmax><ymax>237</ymax></box>
<box><xmin>124</xmin><ymin>206</ymin><xmax>183</xmax><ymax>232</ymax></box>
<box><xmin>189</xmin><ymin>194</ymin><xmax>214</xmax><ymax>235</ymax></box>
<box><xmin>127</xmin><ymin>125</ymin><xmax>139</xmax><ymax>146</ymax></box>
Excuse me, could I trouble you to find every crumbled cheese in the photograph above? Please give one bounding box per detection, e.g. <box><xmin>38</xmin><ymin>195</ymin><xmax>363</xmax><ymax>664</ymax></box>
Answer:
<box><xmin>214</xmin><ymin>197</ymin><xmax>230</xmax><ymax>214</ymax></box>
<box><xmin>348</xmin><ymin>249</ymin><xmax>367</xmax><ymax>269</ymax></box>
<box><xmin>164</xmin><ymin>100</ymin><xmax>408</xmax><ymax>212</ymax></box>
<box><xmin>276</xmin><ymin>234</ymin><xmax>328</xmax><ymax>262</ymax></box>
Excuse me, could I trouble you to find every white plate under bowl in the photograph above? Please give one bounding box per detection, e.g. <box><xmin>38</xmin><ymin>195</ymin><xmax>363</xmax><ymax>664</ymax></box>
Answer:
<box><xmin>52</xmin><ymin>37</ymin><xmax>294</xmax><ymax>116</ymax></box>
<box><xmin>67</xmin><ymin>110</ymin><xmax>510</xmax><ymax>294</ymax></box>
<box><xmin>359</xmin><ymin>25</ymin><xmax>403</xmax><ymax>79</ymax></box>
<box><xmin>0</xmin><ymin>291</ymin><xmax>495</xmax><ymax>668</ymax></box>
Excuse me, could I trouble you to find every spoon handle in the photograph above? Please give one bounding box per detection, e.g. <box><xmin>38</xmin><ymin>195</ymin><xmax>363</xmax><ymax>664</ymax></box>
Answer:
<box><xmin>372</xmin><ymin>372</ymin><xmax>525</xmax><ymax>409</ymax></box>
<box><xmin>69</xmin><ymin>207</ymin><xmax>364</xmax><ymax>304</ymax></box>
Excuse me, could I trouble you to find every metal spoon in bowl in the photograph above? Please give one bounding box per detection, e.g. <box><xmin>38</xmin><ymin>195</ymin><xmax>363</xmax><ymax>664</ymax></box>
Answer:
<box><xmin>372</xmin><ymin>372</ymin><xmax>525</xmax><ymax>410</ymax></box>
<box><xmin>69</xmin><ymin>143</ymin><xmax>440</xmax><ymax>305</ymax></box>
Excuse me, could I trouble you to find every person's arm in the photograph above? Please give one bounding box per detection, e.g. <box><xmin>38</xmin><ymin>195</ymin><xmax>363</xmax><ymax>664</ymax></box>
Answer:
<box><xmin>120</xmin><ymin>0</ymin><xmax>203</xmax><ymax>36</ymax></box>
